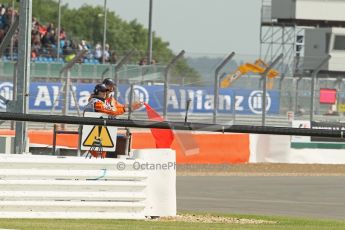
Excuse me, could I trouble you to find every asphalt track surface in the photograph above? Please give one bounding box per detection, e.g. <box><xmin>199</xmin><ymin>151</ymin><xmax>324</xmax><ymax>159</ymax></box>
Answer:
<box><xmin>177</xmin><ymin>176</ymin><xmax>345</xmax><ymax>220</ymax></box>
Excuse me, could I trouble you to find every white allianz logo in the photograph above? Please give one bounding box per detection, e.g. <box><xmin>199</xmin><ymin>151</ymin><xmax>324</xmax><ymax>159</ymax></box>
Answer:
<box><xmin>0</xmin><ymin>82</ymin><xmax>13</xmax><ymax>109</ymax></box>
<box><xmin>248</xmin><ymin>90</ymin><xmax>271</xmax><ymax>114</ymax></box>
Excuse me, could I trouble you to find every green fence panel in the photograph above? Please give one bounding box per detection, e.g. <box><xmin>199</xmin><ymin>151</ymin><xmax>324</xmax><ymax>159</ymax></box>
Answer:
<box><xmin>32</xmin><ymin>63</ymin><xmax>49</xmax><ymax>77</ymax></box>
<box><xmin>69</xmin><ymin>65</ymin><xmax>80</xmax><ymax>78</ymax></box>
<box><xmin>2</xmin><ymin>62</ymin><xmax>14</xmax><ymax>75</ymax></box>
<box><xmin>96</xmin><ymin>64</ymin><xmax>110</xmax><ymax>78</ymax></box>
<box><xmin>0</xmin><ymin>61</ymin><xmax>165</xmax><ymax>82</ymax></box>
<box><xmin>49</xmin><ymin>63</ymin><xmax>64</xmax><ymax>77</ymax></box>
<box><xmin>80</xmin><ymin>64</ymin><xmax>96</xmax><ymax>78</ymax></box>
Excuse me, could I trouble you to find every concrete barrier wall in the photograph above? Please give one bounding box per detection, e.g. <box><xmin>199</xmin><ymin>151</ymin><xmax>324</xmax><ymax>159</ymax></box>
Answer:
<box><xmin>0</xmin><ymin>150</ymin><xmax>176</xmax><ymax>219</ymax></box>
<box><xmin>250</xmin><ymin>134</ymin><xmax>345</xmax><ymax>164</ymax></box>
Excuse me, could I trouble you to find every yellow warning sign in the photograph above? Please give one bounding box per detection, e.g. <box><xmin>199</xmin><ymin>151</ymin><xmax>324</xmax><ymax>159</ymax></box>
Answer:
<box><xmin>82</xmin><ymin>126</ymin><xmax>114</xmax><ymax>148</ymax></box>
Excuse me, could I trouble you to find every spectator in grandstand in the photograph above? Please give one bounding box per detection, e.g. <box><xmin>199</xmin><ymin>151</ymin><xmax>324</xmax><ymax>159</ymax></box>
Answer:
<box><xmin>0</xmin><ymin>5</ymin><xmax>14</xmax><ymax>43</ymax></box>
<box><xmin>41</xmin><ymin>29</ymin><xmax>56</xmax><ymax>49</ymax></box>
<box><xmin>58</xmin><ymin>27</ymin><xmax>66</xmax><ymax>40</ymax></box>
<box><xmin>139</xmin><ymin>57</ymin><xmax>157</xmax><ymax>65</ymax></box>
<box><xmin>31</xmin><ymin>39</ymin><xmax>41</xmax><ymax>59</ymax></box>
<box><xmin>151</xmin><ymin>58</ymin><xmax>157</xmax><ymax>64</ymax></box>
<box><xmin>4</xmin><ymin>5</ymin><xmax>16</xmax><ymax>29</ymax></box>
<box><xmin>110</xmin><ymin>52</ymin><xmax>118</xmax><ymax>64</ymax></box>
<box><xmin>46</xmin><ymin>23</ymin><xmax>54</xmax><ymax>33</ymax></box>
<box><xmin>0</xmin><ymin>6</ymin><xmax>18</xmax><ymax>52</ymax></box>
<box><xmin>102</xmin><ymin>43</ymin><xmax>110</xmax><ymax>63</ymax></box>
<box><xmin>32</xmin><ymin>17</ymin><xmax>39</xmax><ymax>30</ymax></box>
<box><xmin>0</xmin><ymin>4</ymin><xmax>5</xmax><ymax>16</ymax></box>
<box><xmin>0</xmin><ymin>4</ymin><xmax>6</xmax><ymax>30</ymax></box>
<box><xmin>63</xmin><ymin>39</ymin><xmax>77</xmax><ymax>62</ymax></box>
<box><xmin>36</xmin><ymin>21</ymin><xmax>47</xmax><ymax>38</ymax></box>
<box><xmin>94</xmin><ymin>43</ymin><xmax>102</xmax><ymax>62</ymax></box>
<box><xmin>139</xmin><ymin>57</ymin><xmax>147</xmax><ymax>65</ymax></box>
<box><xmin>78</xmin><ymin>40</ymin><xmax>89</xmax><ymax>51</ymax></box>
<box><xmin>32</xmin><ymin>26</ymin><xmax>40</xmax><ymax>42</ymax></box>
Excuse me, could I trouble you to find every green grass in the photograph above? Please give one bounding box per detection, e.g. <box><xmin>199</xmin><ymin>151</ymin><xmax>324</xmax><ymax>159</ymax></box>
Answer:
<box><xmin>0</xmin><ymin>212</ymin><xmax>344</xmax><ymax>230</ymax></box>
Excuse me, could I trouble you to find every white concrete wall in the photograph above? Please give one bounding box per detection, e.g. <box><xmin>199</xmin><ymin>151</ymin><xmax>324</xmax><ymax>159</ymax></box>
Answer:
<box><xmin>250</xmin><ymin>134</ymin><xmax>345</xmax><ymax>164</ymax></box>
<box><xmin>132</xmin><ymin>149</ymin><xmax>176</xmax><ymax>217</ymax></box>
<box><xmin>0</xmin><ymin>151</ymin><xmax>176</xmax><ymax>219</ymax></box>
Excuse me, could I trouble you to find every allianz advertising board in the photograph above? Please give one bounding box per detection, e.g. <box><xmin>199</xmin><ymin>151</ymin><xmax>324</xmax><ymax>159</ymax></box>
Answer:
<box><xmin>0</xmin><ymin>82</ymin><xmax>280</xmax><ymax>114</ymax></box>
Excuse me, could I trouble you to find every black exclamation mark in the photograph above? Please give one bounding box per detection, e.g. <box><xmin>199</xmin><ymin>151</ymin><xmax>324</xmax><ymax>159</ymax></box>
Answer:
<box><xmin>98</xmin><ymin>126</ymin><xmax>102</xmax><ymax>140</ymax></box>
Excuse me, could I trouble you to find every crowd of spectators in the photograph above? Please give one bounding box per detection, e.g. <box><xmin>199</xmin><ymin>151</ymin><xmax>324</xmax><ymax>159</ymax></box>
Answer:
<box><xmin>30</xmin><ymin>17</ymin><xmax>118</xmax><ymax>64</ymax></box>
<box><xmin>0</xmin><ymin>4</ymin><xmax>118</xmax><ymax>65</ymax></box>
<box><xmin>0</xmin><ymin>4</ymin><xmax>158</xmax><ymax>67</ymax></box>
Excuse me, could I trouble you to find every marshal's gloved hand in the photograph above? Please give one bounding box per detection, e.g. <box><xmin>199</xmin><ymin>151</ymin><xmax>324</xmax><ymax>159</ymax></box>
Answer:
<box><xmin>131</xmin><ymin>101</ymin><xmax>143</xmax><ymax>110</ymax></box>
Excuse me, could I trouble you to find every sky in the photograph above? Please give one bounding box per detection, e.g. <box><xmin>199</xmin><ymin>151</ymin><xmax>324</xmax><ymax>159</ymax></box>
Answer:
<box><xmin>67</xmin><ymin>0</ymin><xmax>262</xmax><ymax>57</ymax></box>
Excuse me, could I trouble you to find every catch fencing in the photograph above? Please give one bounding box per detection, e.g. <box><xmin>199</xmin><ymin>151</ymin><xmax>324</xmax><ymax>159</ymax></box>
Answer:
<box><xmin>2</xmin><ymin>54</ymin><xmax>345</xmax><ymax>127</ymax></box>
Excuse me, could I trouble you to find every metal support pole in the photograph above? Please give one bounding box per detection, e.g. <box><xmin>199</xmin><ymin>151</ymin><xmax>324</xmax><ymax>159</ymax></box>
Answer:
<box><xmin>102</xmin><ymin>0</ymin><xmax>107</xmax><ymax>64</ymax></box>
<box><xmin>70</xmin><ymin>81</ymin><xmax>81</xmax><ymax>117</ymax></box>
<box><xmin>147</xmin><ymin>0</ymin><xmax>153</xmax><ymax>64</ymax></box>
<box><xmin>114</xmin><ymin>49</ymin><xmax>136</xmax><ymax>97</ymax></box>
<box><xmin>184</xmin><ymin>99</ymin><xmax>192</xmax><ymax>125</ymax></box>
<box><xmin>261</xmin><ymin>53</ymin><xmax>283</xmax><ymax>126</ymax></box>
<box><xmin>52</xmin><ymin>124</ymin><xmax>57</xmax><ymax>155</ymax></box>
<box><xmin>294</xmin><ymin>76</ymin><xmax>302</xmax><ymax>113</ymax></box>
<box><xmin>293</xmin><ymin>50</ymin><xmax>303</xmax><ymax>113</ymax></box>
<box><xmin>11</xmin><ymin>62</ymin><xmax>18</xmax><ymax>130</ymax></box>
<box><xmin>128</xmin><ymin>84</ymin><xmax>134</xmax><ymax>120</ymax></box>
<box><xmin>310</xmin><ymin>55</ymin><xmax>331</xmax><ymax>122</ymax></box>
<box><xmin>57</xmin><ymin>0</ymin><xmax>61</xmax><ymax>59</ymax></box>
<box><xmin>77</xmin><ymin>125</ymin><xmax>82</xmax><ymax>156</ymax></box>
<box><xmin>163</xmin><ymin>50</ymin><xmax>185</xmax><ymax>119</ymax></box>
<box><xmin>10</xmin><ymin>0</ymin><xmax>15</xmax><ymax>60</ymax></box>
<box><xmin>14</xmin><ymin>0</ymin><xmax>32</xmax><ymax>154</ymax></box>
<box><xmin>232</xmin><ymin>90</ymin><xmax>236</xmax><ymax>124</ymax></box>
<box><xmin>124</xmin><ymin>128</ymin><xmax>131</xmax><ymax>155</ymax></box>
<box><xmin>61</xmin><ymin>70</ymin><xmax>70</xmax><ymax>130</ymax></box>
<box><xmin>279</xmin><ymin>73</ymin><xmax>285</xmax><ymax>90</ymax></box>
<box><xmin>213</xmin><ymin>52</ymin><xmax>235</xmax><ymax>124</ymax></box>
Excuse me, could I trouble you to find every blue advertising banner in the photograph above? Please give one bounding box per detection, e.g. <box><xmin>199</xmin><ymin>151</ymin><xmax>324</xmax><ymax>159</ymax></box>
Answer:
<box><xmin>0</xmin><ymin>82</ymin><xmax>280</xmax><ymax>114</ymax></box>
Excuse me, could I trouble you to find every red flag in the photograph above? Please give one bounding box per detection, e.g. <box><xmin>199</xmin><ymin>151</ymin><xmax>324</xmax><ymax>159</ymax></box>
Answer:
<box><xmin>144</xmin><ymin>103</ymin><xmax>174</xmax><ymax>148</ymax></box>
